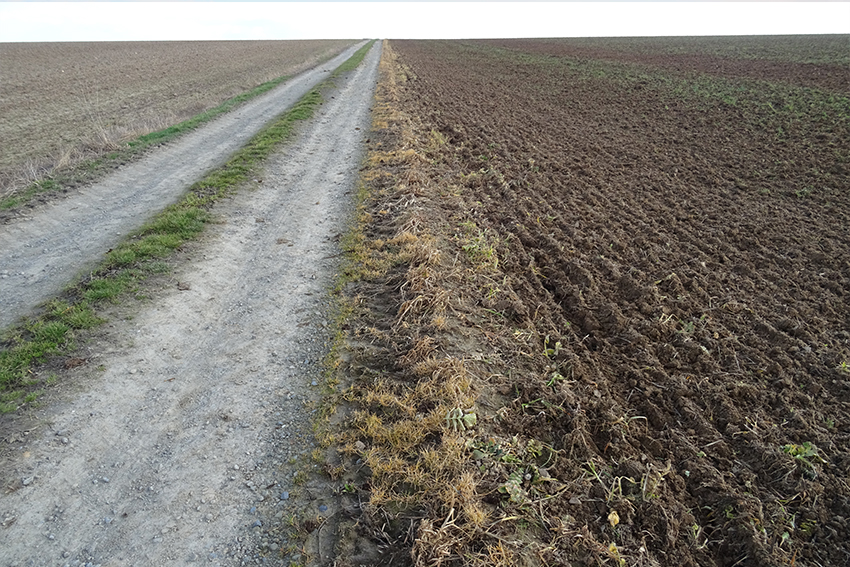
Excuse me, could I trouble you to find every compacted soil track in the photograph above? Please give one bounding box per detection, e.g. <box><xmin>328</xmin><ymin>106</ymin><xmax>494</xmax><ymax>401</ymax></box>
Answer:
<box><xmin>0</xmin><ymin>42</ymin><xmax>381</xmax><ymax>566</ymax></box>
<box><xmin>0</xmin><ymin>41</ymin><xmax>366</xmax><ymax>331</ymax></box>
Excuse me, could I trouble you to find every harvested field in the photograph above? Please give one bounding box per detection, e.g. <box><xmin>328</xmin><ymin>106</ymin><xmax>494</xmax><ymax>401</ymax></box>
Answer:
<box><xmin>336</xmin><ymin>38</ymin><xmax>850</xmax><ymax>566</ymax></box>
<box><xmin>0</xmin><ymin>39</ymin><xmax>354</xmax><ymax>195</ymax></box>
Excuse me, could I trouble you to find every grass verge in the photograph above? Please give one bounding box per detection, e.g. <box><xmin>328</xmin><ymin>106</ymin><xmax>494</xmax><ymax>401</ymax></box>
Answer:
<box><xmin>0</xmin><ymin>41</ymin><xmax>375</xmax><ymax>413</ymax></box>
<box><xmin>318</xmin><ymin>41</ymin><xmax>485</xmax><ymax>565</ymax></box>
<box><xmin>324</xmin><ymin>39</ymin><xmax>587</xmax><ymax>567</ymax></box>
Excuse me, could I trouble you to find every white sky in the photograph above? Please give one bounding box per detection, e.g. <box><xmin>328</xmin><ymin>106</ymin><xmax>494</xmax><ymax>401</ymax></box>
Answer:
<box><xmin>0</xmin><ymin>2</ymin><xmax>848</xmax><ymax>43</ymax></box>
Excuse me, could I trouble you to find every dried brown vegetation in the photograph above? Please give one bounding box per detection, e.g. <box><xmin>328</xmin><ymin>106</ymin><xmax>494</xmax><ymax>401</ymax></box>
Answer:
<box><xmin>331</xmin><ymin>37</ymin><xmax>850</xmax><ymax>567</ymax></box>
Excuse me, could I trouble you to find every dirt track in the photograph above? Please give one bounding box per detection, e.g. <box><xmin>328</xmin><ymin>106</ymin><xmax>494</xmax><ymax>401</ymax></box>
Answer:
<box><xmin>0</xmin><ymin>42</ymin><xmax>380</xmax><ymax>566</ymax></box>
<box><xmin>0</xmin><ymin>41</ymin><xmax>366</xmax><ymax>332</ymax></box>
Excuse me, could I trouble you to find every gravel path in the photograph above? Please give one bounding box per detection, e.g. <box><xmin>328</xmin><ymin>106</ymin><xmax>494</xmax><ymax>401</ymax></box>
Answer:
<box><xmin>0</xmin><ymin>41</ymin><xmax>381</xmax><ymax>566</ymax></box>
<box><xmin>0</xmin><ymin>40</ymin><xmax>367</xmax><ymax>331</ymax></box>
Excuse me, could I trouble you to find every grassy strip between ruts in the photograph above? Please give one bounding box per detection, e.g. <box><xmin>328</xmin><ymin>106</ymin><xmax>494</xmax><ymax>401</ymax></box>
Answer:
<box><xmin>0</xmin><ymin>40</ymin><xmax>375</xmax><ymax>413</ymax></box>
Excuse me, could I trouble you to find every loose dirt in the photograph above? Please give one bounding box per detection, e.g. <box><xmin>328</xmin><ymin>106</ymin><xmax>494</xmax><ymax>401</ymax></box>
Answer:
<box><xmin>0</xmin><ymin>42</ymin><xmax>381</xmax><ymax>566</ymax></box>
<box><xmin>0</xmin><ymin>41</ymin><xmax>366</xmax><ymax>332</ymax></box>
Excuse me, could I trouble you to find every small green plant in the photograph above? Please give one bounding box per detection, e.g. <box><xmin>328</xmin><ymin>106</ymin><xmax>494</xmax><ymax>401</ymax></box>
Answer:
<box><xmin>836</xmin><ymin>361</ymin><xmax>849</xmax><ymax>374</ymax></box>
<box><xmin>459</xmin><ymin>223</ymin><xmax>499</xmax><ymax>269</ymax></box>
<box><xmin>546</xmin><ymin>371</ymin><xmax>567</xmax><ymax>387</ymax></box>
<box><xmin>677</xmin><ymin>319</ymin><xmax>695</xmax><ymax>335</ymax></box>
<box><xmin>782</xmin><ymin>441</ymin><xmax>826</xmax><ymax>468</ymax></box>
<box><xmin>795</xmin><ymin>186</ymin><xmax>814</xmax><ymax>198</ymax></box>
<box><xmin>583</xmin><ymin>461</ymin><xmax>632</xmax><ymax>502</ymax></box>
<box><xmin>689</xmin><ymin>523</ymin><xmax>708</xmax><ymax>549</ymax></box>
<box><xmin>800</xmin><ymin>518</ymin><xmax>817</xmax><ymax>536</ymax></box>
<box><xmin>23</xmin><ymin>389</ymin><xmax>44</xmax><ymax>404</ymax></box>
<box><xmin>641</xmin><ymin>463</ymin><xmax>671</xmax><ymax>500</ymax></box>
<box><xmin>606</xmin><ymin>542</ymin><xmax>627</xmax><ymax>566</ymax></box>
<box><xmin>469</xmin><ymin>438</ymin><xmax>519</xmax><ymax>463</ymax></box>
<box><xmin>444</xmin><ymin>407</ymin><xmax>477</xmax><ymax>432</ymax></box>
<box><xmin>499</xmin><ymin>470</ymin><xmax>527</xmax><ymax>504</ymax></box>
<box><xmin>427</xmin><ymin>129</ymin><xmax>447</xmax><ymax>151</ymax></box>
<box><xmin>543</xmin><ymin>334</ymin><xmax>562</xmax><ymax>358</ymax></box>
<box><xmin>527</xmin><ymin>438</ymin><xmax>544</xmax><ymax>459</ymax></box>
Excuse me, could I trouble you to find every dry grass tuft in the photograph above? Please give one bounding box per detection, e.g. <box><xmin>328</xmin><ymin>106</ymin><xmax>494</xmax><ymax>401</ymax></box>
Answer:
<box><xmin>399</xmin><ymin>336</ymin><xmax>438</xmax><ymax>368</ymax></box>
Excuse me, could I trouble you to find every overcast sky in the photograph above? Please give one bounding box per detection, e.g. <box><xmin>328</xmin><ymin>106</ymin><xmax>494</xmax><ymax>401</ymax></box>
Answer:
<box><xmin>1</xmin><ymin>2</ymin><xmax>848</xmax><ymax>43</ymax></box>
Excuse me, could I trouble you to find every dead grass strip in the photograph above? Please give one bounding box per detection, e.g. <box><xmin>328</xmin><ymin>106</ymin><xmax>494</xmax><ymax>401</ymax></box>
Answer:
<box><xmin>328</xmin><ymin>40</ymin><xmax>579</xmax><ymax>567</ymax></box>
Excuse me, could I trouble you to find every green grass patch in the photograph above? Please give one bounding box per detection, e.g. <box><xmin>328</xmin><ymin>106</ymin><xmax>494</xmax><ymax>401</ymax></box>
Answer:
<box><xmin>333</xmin><ymin>40</ymin><xmax>376</xmax><ymax>75</ymax></box>
<box><xmin>0</xmin><ymin>178</ymin><xmax>60</xmax><ymax>211</ymax></box>
<box><xmin>0</xmin><ymin>42</ymin><xmax>376</xmax><ymax>410</ymax></box>
<box><xmin>48</xmin><ymin>300</ymin><xmax>103</xmax><ymax>329</ymax></box>
<box><xmin>0</xmin><ymin>311</ymin><xmax>80</xmax><ymax>409</ymax></box>
<box><xmin>82</xmin><ymin>270</ymin><xmax>141</xmax><ymax>303</ymax></box>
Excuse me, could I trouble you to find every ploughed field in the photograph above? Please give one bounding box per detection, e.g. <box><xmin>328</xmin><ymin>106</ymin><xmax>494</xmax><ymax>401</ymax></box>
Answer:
<box><xmin>344</xmin><ymin>38</ymin><xmax>850</xmax><ymax>566</ymax></box>
<box><xmin>0</xmin><ymin>39</ymin><xmax>353</xmax><ymax>195</ymax></box>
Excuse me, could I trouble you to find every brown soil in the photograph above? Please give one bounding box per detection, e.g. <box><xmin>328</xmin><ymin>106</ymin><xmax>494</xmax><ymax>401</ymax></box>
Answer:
<box><xmin>0</xmin><ymin>40</ymin><xmax>354</xmax><ymax>194</ymax></box>
<box><xmin>475</xmin><ymin>37</ymin><xmax>850</xmax><ymax>93</ymax></box>
<box><xmin>340</xmin><ymin>39</ymin><xmax>850</xmax><ymax>567</ymax></box>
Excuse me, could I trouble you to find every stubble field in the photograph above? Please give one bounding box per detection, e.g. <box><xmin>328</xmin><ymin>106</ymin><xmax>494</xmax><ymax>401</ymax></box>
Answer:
<box><xmin>336</xmin><ymin>37</ymin><xmax>850</xmax><ymax>567</ymax></box>
<box><xmin>0</xmin><ymin>39</ymin><xmax>354</xmax><ymax>196</ymax></box>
